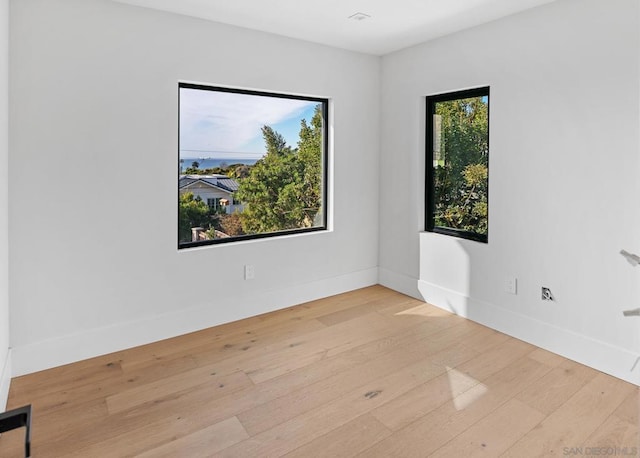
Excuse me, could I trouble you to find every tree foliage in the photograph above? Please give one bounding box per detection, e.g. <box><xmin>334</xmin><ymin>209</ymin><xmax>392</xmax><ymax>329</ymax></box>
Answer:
<box><xmin>178</xmin><ymin>192</ymin><xmax>211</xmax><ymax>242</ymax></box>
<box><xmin>433</xmin><ymin>96</ymin><xmax>488</xmax><ymax>235</ymax></box>
<box><xmin>219</xmin><ymin>212</ymin><xmax>245</xmax><ymax>236</ymax></box>
<box><xmin>183</xmin><ymin>163</ymin><xmax>253</xmax><ymax>177</ymax></box>
<box><xmin>236</xmin><ymin>105</ymin><xmax>324</xmax><ymax>234</ymax></box>
<box><xmin>227</xmin><ymin>164</ymin><xmax>251</xmax><ymax>179</ymax></box>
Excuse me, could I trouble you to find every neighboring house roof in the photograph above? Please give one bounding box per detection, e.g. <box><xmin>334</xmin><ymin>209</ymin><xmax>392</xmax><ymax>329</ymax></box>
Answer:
<box><xmin>179</xmin><ymin>174</ymin><xmax>239</xmax><ymax>194</ymax></box>
<box><xmin>214</xmin><ymin>178</ymin><xmax>240</xmax><ymax>193</ymax></box>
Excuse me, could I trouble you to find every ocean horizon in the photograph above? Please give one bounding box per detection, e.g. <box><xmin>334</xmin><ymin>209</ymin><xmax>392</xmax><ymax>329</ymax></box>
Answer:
<box><xmin>179</xmin><ymin>157</ymin><xmax>258</xmax><ymax>172</ymax></box>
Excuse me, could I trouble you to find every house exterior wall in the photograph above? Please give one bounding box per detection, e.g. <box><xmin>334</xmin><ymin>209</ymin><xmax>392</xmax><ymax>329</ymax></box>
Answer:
<box><xmin>180</xmin><ymin>181</ymin><xmax>243</xmax><ymax>214</ymax></box>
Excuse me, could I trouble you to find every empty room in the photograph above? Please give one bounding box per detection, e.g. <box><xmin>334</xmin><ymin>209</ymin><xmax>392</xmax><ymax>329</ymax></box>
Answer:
<box><xmin>0</xmin><ymin>0</ymin><xmax>638</xmax><ymax>456</ymax></box>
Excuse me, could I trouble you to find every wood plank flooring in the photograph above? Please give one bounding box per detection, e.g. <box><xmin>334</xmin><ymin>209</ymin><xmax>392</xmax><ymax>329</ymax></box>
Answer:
<box><xmin>1</xmin><ymin>286</ymin><xmax>638</xmax><ymax>457</ymax></box>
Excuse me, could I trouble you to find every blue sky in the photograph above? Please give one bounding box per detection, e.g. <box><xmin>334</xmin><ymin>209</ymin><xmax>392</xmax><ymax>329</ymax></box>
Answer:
<box><xmin>180</xmin><ymin>87</ymin><xmax>318</xmax><ymax>160</ymax></box>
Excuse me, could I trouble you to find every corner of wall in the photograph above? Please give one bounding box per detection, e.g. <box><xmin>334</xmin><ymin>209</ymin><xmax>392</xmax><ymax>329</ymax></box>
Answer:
<box><xmin>378</xmin><ymin>267</ymin><xmax>422</xmax><ymax>300</ymax></box>
<box><xmin>0</xmin><ymin>0</ymin><xmax>10</xmax><ymax>411</ymax></box>
<box><xmin>0</xmin><ymin>349</ymin><xmax>11</xmax><ymax>409</ymax></box>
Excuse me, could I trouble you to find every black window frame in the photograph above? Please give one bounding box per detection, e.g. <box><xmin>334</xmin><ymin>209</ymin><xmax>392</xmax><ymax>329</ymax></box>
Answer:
<box><xmin>178</xmin><ymin>83</ymin><xmax>330</xmax><ymax>249</ymax></box>
<box><xmin>425</xmin><ymin>86</ymin><xmax>490</xmax><ymax>243</ymax></box>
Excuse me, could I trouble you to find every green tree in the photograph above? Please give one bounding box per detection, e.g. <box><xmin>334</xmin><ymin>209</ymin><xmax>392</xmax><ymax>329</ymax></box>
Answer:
<box><xmin>184</xmin><ymin>161</ymin><xmax>201</xmax><ymax>174</ymax></box>
<box><xmin>439</xmin><ymin>163</ymin><xmax>488</xmax><ymax>234</ymax></box>
<box><xmin>178</xmin><ymin>192</ymin><xmax>210</xmax><ymax>242</ymax></box>
<box><xmin>262</xmin><ymin>126</ymin><xmax>293</xmax><ymax>157</ymax></box>
<box><xmin>236</xmin><ymin>105</ymin><xmax>323</xmax><ymax>233</ymax></box>
<box><xmin>219</xmin><ymin>212</ymin><xmax>245</xmax><ymax>236</ymax></box>
<box><xmin>295</xmin><ymin>107</ymin><xmax>324</xmax><ymax>226</ymax></box>
<box><xmin>228</xmin><ymin>164</ymin><xmax>251</xmax><ymax>179</ymax></box>
<box><xmin>433</xmin><ymin>96</ymin><xmax>488</xmax><ymax>235</ymax></box>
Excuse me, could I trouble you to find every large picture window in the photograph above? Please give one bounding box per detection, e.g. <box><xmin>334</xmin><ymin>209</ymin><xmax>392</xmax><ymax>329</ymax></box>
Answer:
<box><xmin>178</xmin><ymin>83</ymin><xmax>329</xmax><ymax>249</ymax></box>
<box><xmin>426</xmin><ymin>87</ymin><xmax>489</xmax><ymax>242</ymax></box>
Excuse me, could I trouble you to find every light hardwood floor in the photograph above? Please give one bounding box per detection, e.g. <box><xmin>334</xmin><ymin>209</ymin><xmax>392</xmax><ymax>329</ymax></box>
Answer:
<box><xmin>2</xmin><ymin>286</ymin><xmax>638</xmax><ymax>457</ymax></box>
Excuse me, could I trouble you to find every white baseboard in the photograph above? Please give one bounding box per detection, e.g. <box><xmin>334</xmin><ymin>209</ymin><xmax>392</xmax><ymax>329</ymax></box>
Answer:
<box><xmin>14</xmin><ymin>267</ymin><xmax>637</xmax><ymax>386</ymax></box>
<box><xmin>378</xmin><ymin>267</ymin><xmax>423</xmax><ymax>300</ymax></box>
<box><xmin>11</xmin><ymin>268</ymin><xmax>378</xmax><ymax>377</ymax></box>
<box><xmin>418</xmin><ymin>279</ymin><xmax>640</xmax><ymax>386</ymax></box>
<box><xmin>0</xmin><ymin>349</ymin><xmax>11</xmax><ymax>410</ymax></box>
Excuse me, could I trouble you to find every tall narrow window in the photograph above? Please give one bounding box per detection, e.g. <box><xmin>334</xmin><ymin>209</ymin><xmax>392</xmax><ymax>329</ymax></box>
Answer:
<box><xmin>426</xmin><ymin>87</ymin><xmax>489</xmax><ymax>242</ymax></box>
<box><xmin>178</xmin><ymin>83</ymin><xmax>329</xmax><ymax>249</ymax></box>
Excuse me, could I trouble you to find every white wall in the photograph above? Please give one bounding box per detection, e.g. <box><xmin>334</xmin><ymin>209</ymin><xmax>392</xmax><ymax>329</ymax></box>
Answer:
<box><xmin>379</xmin><ymin>0</ymin><xmax>640</xmax><ymax>384</ymax></box>
<box><xmin>9</xmin><ymin>0</ymin><xmax>639</xmax><ymax>387</ymax></box>
<box><xmin>9</xmin><ymin>0</ymin><xmax>380</xmax><ymax>375</ymax></box>
<box><xmin>0</xmin><ymin>0</ymin><xmax>10</xmax><ymax>407</ymax></box>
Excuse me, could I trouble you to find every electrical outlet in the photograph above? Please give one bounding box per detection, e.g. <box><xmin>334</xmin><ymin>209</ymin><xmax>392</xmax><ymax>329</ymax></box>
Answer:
<box><xmin>541</xmin><ymin>287</ymin><xmax>554</xmax><ymax>301</ymax></box>
<box><xmin>505</xmin><ymin>277</ymin><xmax>517</xmax><ymax>295</ymax></box>
<box><xmin>244</xmin><ymin>264</ymin><xmax>255</xmax><ymax>280</ymax></box>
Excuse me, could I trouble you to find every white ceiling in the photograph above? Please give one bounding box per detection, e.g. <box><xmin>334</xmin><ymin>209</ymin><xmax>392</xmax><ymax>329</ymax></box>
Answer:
<box><xmin>113</xmin><ymin>0</ymin><xmax>557</xmax><ymax>55</ymax></box>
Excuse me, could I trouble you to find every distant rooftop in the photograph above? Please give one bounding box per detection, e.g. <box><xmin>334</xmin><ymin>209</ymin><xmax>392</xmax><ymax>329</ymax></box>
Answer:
<box><xmin>181</xmin><ymin>174</ymin><xmax>227</xmax><ymax>179</ymax></box>
<box><xmin>179</xmin><ymin>174</ymin><xmax>239</xmax><ymax>193</ymax></box>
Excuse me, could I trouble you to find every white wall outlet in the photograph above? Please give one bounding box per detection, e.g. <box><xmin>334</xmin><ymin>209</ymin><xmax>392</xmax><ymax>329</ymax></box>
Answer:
<box><xmin>244</xmin><ymin>264</ymin><xmax>255</xmax><ymax>280</ymax></box>
<box><xmin>505</xmin><ymin>277</ymin><xmax>517</xmax><ymax>295</ymax></box>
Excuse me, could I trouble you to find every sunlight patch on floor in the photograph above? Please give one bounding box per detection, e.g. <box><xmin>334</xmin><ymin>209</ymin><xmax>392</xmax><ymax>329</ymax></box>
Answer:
<box><xmin>446</xmin><ymin>366</ymin><xmax>488</xmax><ymax>410</ymax></box>
<box><xmin>394</xmin><ymin>303</ymin><xmax>446</xmax><ymax>318</ymax></box>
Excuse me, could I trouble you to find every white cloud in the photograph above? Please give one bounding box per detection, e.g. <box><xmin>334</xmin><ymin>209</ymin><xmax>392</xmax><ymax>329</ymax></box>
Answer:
<box><xmin>179</xmin><ymin>88</ymin><xmax>313</xmax><ymax>157</ymax></box>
